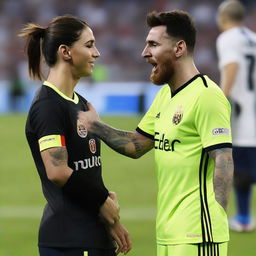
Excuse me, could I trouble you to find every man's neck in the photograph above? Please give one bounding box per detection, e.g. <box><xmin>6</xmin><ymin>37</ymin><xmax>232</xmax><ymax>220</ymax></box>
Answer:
<box><xmin>223</xmin><ymin>21</ymin><xmax>243</xmax><ymax>32</ymax></box>
<box><xmin>168</xmin><ymin>59</ymin><xmax>199</xmax><ymax>92</ymax></box>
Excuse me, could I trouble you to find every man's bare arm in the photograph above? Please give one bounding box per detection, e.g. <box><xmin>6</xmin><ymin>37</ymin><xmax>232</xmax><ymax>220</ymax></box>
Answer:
<box><xmin>78</xmin><ymin>102</ymin><xmax>154</xmax><ymax>158</ymax></box>
<box><xmin>220</xmin><ymin>62</ymin><xmax>238</xmax><ymax>97</ymax></box>
<box><xmin>208</xmin><ymin>148</ymin><xmax>234</xmax><ymax>211</ymax></box>
<box><xmin>92</xmin><ymin>122</ymin><xmax>154</xmax><ymax>158</ymax></box>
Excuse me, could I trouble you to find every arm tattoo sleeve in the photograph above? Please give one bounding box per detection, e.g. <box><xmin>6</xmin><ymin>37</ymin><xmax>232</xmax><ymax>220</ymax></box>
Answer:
<box><xmin>91</xmin><ymin>121</ymin><xmax>153</xmax><ymax>158</ymax></box>
<box><xmin>208</xmin><ymin>148</ymin><xmax>234</xmax><ymax>211</ymax></box>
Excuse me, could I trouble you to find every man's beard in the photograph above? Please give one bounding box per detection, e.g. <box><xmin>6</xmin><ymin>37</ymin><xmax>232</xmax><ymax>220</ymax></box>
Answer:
<box><xmin>150</xmin><ymin>63</ymin><xmax>173</xmax><ymax>85</ymax></box>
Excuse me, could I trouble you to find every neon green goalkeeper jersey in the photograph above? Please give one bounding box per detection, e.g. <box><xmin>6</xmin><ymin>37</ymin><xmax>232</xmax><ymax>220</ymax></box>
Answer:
<box><xmin>136</xmin><ymin>74</ymin><xmax>232</xmax><ymax>245</ymax></box>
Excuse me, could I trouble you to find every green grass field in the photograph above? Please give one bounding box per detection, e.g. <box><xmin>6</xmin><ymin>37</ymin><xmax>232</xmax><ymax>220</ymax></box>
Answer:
<box><xmin>0</xmin><ymin>114</ymin><xmax>255</xmax><ymax>256</ymax></box>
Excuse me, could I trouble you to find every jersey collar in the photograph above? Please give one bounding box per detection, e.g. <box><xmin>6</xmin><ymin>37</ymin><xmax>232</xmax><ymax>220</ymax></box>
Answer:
<box><xmin>43</xmin><ymin>81</ymin><xmax>79</xmax><ymax>104</ymax></box>
<box><xmin>171</xmin><ymin>74</ymin><xmax>203</xmax><ymax>97</ymax></box>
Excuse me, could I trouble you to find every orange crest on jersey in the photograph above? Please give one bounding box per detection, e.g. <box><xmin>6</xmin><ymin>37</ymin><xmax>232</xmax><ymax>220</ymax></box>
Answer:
<box><xmin>89</xmin><ymin>139</ymin><xmax>96</xmax><ymax>153</ymax></box>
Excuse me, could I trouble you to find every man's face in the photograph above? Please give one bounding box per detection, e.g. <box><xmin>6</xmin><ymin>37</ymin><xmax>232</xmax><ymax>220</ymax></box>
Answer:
<box><xmin>142</xmin><ymin>25</ymin><xmax>176</xmax><ymax>85</ymax></box>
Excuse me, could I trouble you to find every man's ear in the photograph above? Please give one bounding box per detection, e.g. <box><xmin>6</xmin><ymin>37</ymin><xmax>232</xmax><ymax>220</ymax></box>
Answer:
<box><xmin>174</xmin><ymin>40</ymin><xmax>186</xmax><ymax>58</ymax></box>
<box><xmin>58</xmin><ymin>44</ymin><xmax>71</xmax><ymax>61</ymax></box>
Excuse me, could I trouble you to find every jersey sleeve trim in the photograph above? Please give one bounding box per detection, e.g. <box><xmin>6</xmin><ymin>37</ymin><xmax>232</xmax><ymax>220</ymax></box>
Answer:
<box><xmin>39</xmin><ymin>135</ymin><xmax>66</xmax><ymax>151</ymax></box>
<box><xmin>136</xmin><ymin>127</ymin><xmax>154</xmax><ymax>140</ymax></box>
<box><xmin>204</xmin><ymin>143</ymin><xmax>232</xmax><ymax>152</ymax></box>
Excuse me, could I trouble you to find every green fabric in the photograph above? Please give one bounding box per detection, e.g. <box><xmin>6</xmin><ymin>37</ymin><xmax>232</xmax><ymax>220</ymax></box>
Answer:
<box><xmin>138</xmin><ymin>75</ymin><xmax>232</xmax><ymax>244</ymax></box>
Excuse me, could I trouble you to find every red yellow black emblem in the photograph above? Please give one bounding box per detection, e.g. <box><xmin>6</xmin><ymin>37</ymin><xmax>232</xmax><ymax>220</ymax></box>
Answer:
<box><xmin>89</xmin><ymin>139</ymin><xmax>96</xmax><ymax>153</ymax></box>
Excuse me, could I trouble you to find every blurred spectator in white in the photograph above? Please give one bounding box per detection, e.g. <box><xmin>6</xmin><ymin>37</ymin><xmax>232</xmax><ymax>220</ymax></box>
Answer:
<box><xmin>216</xmin><ymin>0</ymin><xmax>256</xmax><ymax>232</ymax></box>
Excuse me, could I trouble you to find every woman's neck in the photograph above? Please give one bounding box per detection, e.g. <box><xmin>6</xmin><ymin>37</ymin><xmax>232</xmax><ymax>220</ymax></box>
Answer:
<box><xmin>47</xmin><ymin>64</ymin><xmax>79</xmax><ymax>99</ymax></box>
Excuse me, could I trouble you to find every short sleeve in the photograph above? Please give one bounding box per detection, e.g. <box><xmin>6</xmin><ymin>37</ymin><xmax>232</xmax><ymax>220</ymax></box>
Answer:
<box><xmin>195</xmin><ymin>88</ymin><xmax>232</xmax><ymax>151</ymax></box>
<box><xmin>216</xmin><ymin>33</ymin><xmax>241</xmax><ymax>68</ymax></box>
<box><xmin>30</xmin><ymin>99</ymin><xmax>67</xmax><ymax>151</ymax></box>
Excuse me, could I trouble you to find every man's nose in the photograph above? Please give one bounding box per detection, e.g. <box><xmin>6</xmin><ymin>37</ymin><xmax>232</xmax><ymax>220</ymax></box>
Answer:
<box><xmin>141</xmin><ymin>46</ymin><xmax>151</xmax><ymax>58</ymax></box>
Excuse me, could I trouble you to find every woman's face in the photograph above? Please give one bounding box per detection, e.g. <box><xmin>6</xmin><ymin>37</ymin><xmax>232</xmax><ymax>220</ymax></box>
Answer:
<box><xmin>69</xmin><ymin>27</ymin><xmax>100</xmax><ymax>79</ymax></box>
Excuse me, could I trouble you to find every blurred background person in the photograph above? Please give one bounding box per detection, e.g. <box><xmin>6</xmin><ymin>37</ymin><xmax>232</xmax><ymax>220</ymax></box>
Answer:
<box><xmin>216</xmin><ymin>0</ymin><xmax>256</xmax><ymax>232</ymax></box>
<box><xmin>8</xmin><ymin>67</ymin><xmax>25</xmax><ymax>112</ymax></box>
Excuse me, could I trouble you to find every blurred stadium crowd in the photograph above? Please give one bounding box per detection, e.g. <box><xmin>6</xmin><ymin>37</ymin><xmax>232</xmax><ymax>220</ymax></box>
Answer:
<box><xmin>0</xmin><ymin>0</ymin><xmax>255</xmax><ymax>111</ymax></box>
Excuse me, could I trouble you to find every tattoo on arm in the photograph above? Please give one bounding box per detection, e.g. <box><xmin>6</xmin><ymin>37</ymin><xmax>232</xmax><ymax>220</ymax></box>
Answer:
<box><xmin>92</xmin><ymin>122</ymin><xmax>153</xmax><ymax>158</ymax></box>
<box><xmin>208</xmin><ymin>148</ymin><xmax>234</xmax><ymax>211</ymax></box>
<box><xmin>48</xmin><ymin>147</ymin><xmax>68</xmax><ymax>167</ymax></box>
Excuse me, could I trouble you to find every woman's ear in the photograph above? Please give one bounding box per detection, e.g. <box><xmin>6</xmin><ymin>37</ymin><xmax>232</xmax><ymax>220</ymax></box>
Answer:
<box><xmin>58</xmin><ymin>44</ymin><xmax>71</xmax><ymax>61</ymax></box>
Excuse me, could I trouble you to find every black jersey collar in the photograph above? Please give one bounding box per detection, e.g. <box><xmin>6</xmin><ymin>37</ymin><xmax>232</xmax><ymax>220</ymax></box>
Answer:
<box><xmin>43</xmin><ymin>81</ymin><xmax>79</xmax><ymax>104</ymax></box>
<box><xmin>171</xmin><ymin>74</ymin><xmax>203</xmax><ymax>97</ymax></box>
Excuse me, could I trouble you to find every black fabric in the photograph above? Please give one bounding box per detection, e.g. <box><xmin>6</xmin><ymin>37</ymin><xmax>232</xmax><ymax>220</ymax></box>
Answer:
<box><xmin>63</xmin><ymin>169</ymin><xmax>109</xmax><ymax>213</ymax></box>
<box><xmin>135</xmin><ymin>127</ymin><xmax>154</xmax><ymax>140</ymax></box>
<box><xmin>39</xmin><ymin>247</ymin><xmax>116</xmax><ymax>256</ymax></box>
<box><xmin>233</xmin><ymin>146</ymin><xmax>256</xmax><ymax>186</ymax></box>
<box><xmin>25</xmin><ymin>85</ymin><xmax>115</xmax><ymax>249</ymax></box>
<box><xmin>204</xmin><ymin>143</ymin><xmax>232</xmax><ymax>152</ymax></box>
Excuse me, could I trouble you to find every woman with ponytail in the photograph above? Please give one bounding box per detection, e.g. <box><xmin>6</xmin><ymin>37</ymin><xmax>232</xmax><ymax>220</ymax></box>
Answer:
<box><xmin>20</xmin><ymin>15</ymin><xmax>131</xmax><ymax>256</ymax></box>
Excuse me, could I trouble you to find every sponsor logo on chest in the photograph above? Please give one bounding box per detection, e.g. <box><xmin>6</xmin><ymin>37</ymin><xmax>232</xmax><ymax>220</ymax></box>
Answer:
<box><xmin>154</xmin><ymin>132</ymin><xmax>180</xmax><ymax>152</ymax></box>
<box><xmin>73</xmin><ymin>156</ymin><xmax>101</xmax><ymax>171</ymax></box>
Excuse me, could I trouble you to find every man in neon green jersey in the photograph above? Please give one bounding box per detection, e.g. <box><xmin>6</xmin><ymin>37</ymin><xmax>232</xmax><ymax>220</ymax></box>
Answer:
<box><xmin>79</xmin><ymin>10</ymin><xmax>234</xmax><ymax>256</ymax></box>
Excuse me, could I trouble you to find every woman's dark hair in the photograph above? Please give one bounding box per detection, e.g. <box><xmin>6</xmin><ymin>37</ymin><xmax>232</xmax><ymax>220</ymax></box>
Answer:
<box><xmin>19</xmin><ymin>15</ymin><xmax>88</xmax><ymax>80</ymax></box>
<box><xmin>146</xmin><ymin>10</ymin><xmax>196</xmax><ymax>53</ymax></box>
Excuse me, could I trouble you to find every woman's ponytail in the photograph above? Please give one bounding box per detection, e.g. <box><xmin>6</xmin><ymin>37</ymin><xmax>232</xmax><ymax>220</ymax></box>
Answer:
<box><xmin>19</xmin><ymin>24</ymin><xmax>46</xmax><ymax>80</ymax></box>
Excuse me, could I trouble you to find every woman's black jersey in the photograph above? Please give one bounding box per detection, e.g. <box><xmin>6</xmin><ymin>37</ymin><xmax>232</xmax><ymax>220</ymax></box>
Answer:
<box><xmin>25</xmin><ymin>82</ymin><xmax>114</xmax><ymax>249</ymax></box>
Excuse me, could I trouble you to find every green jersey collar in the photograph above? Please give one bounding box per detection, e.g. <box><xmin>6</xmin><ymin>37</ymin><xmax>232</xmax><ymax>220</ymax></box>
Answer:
<box><xmin>43</xmin><ymin>81</ymin><xmax>79</xmax><ymax>104</ymax></box>
<box><xmin>171</xmin><ymin>74</ymin><xmax>204</xmax><ymax>97</ymax></box>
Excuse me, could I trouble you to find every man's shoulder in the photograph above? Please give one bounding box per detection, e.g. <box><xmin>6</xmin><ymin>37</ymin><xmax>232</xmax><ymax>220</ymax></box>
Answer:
<box><xmin>218</xmin><ymin>27</ymin><xmax>256</xmax><ymax>47</ymax></box>
<box><xmin>195</xmin><ymin>76</ymin><xmax>226</xmax><ymax>102</ymax></box>
<box><xmin>217</xmin><ymin>27</ymin><xmax>244</xmax><ymax>46</ymax></box>
<box><xmin>193</xmin><ymin>75</ymin><xmax>220</xmax><ymax>93</ymax></box>
<box><xmin>220</xmin><ymin>27</ymin><xmax>242</xmax><ymax>38</ymax></box>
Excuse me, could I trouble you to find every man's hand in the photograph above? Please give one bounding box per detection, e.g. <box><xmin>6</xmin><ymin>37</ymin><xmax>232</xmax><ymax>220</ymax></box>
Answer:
<box><xmin>100</xmin><ymin>195</ymin><xmax>120</xmax><ymax>225</ymax></box>
<box><xmin>78</xmin><ymin>102</ymin><xmax>154</xmax><ymax>159</ymax></box>
<box><xmin>109</xmin><ymin>221</ymin><xmax>132</xmax><ymax>255</ymax></box>
<box><xmin>78</xmin><ymin>102</ymin><xmax>100</xmax><ymax>133</ymax></box>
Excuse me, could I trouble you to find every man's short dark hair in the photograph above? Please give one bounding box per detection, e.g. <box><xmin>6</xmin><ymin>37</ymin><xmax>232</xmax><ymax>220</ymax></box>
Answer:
<box><xmin>146</xmin><ymin>10</ymin><xmax>196</xmax><ymax>52</ymax></box>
